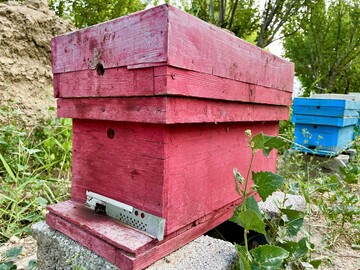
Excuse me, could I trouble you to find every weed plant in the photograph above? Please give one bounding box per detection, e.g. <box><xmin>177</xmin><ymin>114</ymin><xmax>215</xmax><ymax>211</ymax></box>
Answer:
<box><xmin>277</xmin><ymin>122</ymin><xmax>360</xmax><ymax>248</ymax></box>
<box><xmin>232</xmin><ymin>131</ymin><xmax>321</xmax><ymax>269</ymax></box>
<box><xmin>0</xmin><ymin>105</ymin><xmax>72</xmax><ymax>243</ymax></box>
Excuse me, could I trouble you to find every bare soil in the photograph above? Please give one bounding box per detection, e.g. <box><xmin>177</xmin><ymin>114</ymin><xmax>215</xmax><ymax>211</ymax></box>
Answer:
<box><xmin>0</xmin><ymin>0</ymin><xmax>74</xmax><ymax>125</ymax></box>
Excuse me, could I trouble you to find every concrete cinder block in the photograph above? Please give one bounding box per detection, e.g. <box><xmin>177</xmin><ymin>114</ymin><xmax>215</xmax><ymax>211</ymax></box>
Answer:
<box><xmin>32</xmin><ymin>222</ymin><xmax>238</xmax><ymax>270</ymax></box>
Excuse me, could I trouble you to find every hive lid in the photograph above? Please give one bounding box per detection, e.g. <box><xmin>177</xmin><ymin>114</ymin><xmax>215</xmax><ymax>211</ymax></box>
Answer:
<box><xmin>51</xmin><ymin>4</ymin><xmax>294</xmax><ymax>98</ymax></box>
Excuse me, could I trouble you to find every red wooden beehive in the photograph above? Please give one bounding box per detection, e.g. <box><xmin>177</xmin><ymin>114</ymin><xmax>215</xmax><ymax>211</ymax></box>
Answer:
<box><xmin>47</xmin><ymin>4</ymin><xmax>294</xmax><ymax>270</ymax></box>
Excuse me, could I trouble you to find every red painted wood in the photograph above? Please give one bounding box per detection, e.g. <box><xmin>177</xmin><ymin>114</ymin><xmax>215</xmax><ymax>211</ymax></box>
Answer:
<box><xmin>167</xmin><ymin>6</ymin><xmax>293</xmax><ymax>92</ymax></box>
<box><xmin>57</xmin><ymin>97</ymin><xmax>290</xmax><ymax>124</ymax></box>
<box><xmin>51</xmin><ymin>5</ymin><xmax>168</xmax><ymax>74</ymax></box>
<box><xmin>46</xmin><ymin>198</ymin><xmax>241</xmax><ymax>270</ymax></box>
<box><xmin>163</xmin><ymin>122</ymin><xmax>278</xmax><ymax>233</ymax></box>
<box><xmin>54</xmin><ymin>67</ymin><xmax>154</xmax><ymax>98</ymax></box>
<box><xmin>71</xmin><ymin>120</ymin><xmax>166</xmax><ymax>217</ymax></box>
<box><xmin>154</xmin><ymin>66</ymin><xmax>292</xmax><ymax>106</ymax></box>
<box><xmin>47</xmin><ymin>201</ymin><xmax>154</xmax><ymax>255</ymax></box>
<box><xmin>54</xmin><ymin>64</ymin><xmax>291</xmax><ymax>106</ymax></box>
<box><xmin>70</xmin><ymin>120</ymin><xmax>278</xmax><ymax>235</ymax></box>
<box><xmin>51</xmin><ymin>5</ymin><xmax>293</xmax><ymax>92</ymax></box>
<box><xmin>46</xmin><ymin>212</ymin><xmax>121</xmax><ymax>266</ymax></box>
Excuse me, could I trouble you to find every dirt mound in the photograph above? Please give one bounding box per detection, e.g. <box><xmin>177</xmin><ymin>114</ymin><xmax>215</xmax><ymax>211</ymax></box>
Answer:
<box><xmin>0</xmin><ymin>0</ymin><xmax>74</xmax><ymax>125</ymax></box>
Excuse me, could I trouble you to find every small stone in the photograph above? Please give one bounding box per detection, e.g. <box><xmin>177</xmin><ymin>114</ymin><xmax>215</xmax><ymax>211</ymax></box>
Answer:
<box><xmin>9</xmin><ymin>235</ymin><xmax>20</xmax><ymax>244</ymax></box>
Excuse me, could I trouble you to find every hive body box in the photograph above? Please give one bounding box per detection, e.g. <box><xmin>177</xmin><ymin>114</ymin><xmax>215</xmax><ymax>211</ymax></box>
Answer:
<box><xmin>292</xmin><ymin>98</ymin><xmax>360</xmax><ymax>156</ymax></box>
<box><xmin>47</xmin><ymin>4</ymin><xmax>294</xmax><ymax>270</ymax></box>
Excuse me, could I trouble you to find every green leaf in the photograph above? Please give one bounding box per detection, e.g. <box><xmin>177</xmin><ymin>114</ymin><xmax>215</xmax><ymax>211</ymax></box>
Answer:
<box><xmin>235</xmin><ymin>244</ymin><xmax>251</xmax><ymax>270</ymax></box>
<box><xmin>0</xmin><ymin>153</ymin><xmax>17</xmax><ymax>183</ymax></box>
<box><xmin>26</xmin><ymin>259</ymin><xmax>37</xmax><ymax>270</ymax></box>
<box><xmin>310</xmin><ymin>259</ymin><xmax>322</xmax><ymax>269</ymax></box>
<box><xmin>0</xmin><ymin>261</ymin><xmax>17</xmax><ymax>270</ymax></box>
<box><xmin>5</xmin><ymin>246</ymin><xmax>22</xmax><ymax>259</ymax></box>
<box><xmin>278</xmin><ymin>241</ymin><xmax>297</xmax><ymax>256</ymax></box>
<box><xmin>250</xmin><ymin>245</ymin><xmax>289</xmax><ymax>270</ymax></box>
<box><xmin>286</xmin><ymin>217</ymin><xmax>304</xmax><ymax>237</ymax></box>
<box><xmin>280</xmin><ymin>209</ymin><xmax>305</xmax><ymax>237</ymax></box>
<box><xmin>250</xmin><ymin>133</ymin><xmax>266</xmax><ymax>151</ymax></box>
<box><xmin>262</xmin><ymin>136</ymin><xmax>288</xmax><ymax>156</ymax></box>
<box><xmin>252</xmin><ymin>171</ymin><xmax>285</xmax><ymax>201</ymax></box>
<box><xmin>234</xmin><ymin>168</ymin><xmax>244</xmax><ymax>195</ymax></box>
<box><xmin>245</xmin><ymin>195</ymin><xmax>262</xmax><ymax>219</ymax></box>
<box><xmin>249</xmin><ymin>133</ymin><xmax>287</xmax><ymax>156</ymax></box>
<box><xmin>292</xmin><ymin>237</ymin><xmax>309</xmax><ymax>260</ymax></box>
<box><xmin>36</xmin><ymin>197</ymin><xmax>48</xmax><ymax>207</ymax></box>
<box><xmin>231</xmin><ymin>210</ymin><xmax>266</xmax><ymax>234</ymax></box>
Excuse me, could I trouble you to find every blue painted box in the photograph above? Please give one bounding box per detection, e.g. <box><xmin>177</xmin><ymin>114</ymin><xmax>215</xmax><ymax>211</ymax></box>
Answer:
<box><xmin>292</xmin><ymin>98</ymin><xmax>360</xmax><ymax>156</ymax></box>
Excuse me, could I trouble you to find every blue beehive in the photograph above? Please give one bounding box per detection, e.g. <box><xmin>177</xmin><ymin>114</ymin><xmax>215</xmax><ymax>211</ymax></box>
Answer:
<box><xmin>292</xmin><ymin>98</ymin><xmax>360</xmax><ymax>156</ymax></box>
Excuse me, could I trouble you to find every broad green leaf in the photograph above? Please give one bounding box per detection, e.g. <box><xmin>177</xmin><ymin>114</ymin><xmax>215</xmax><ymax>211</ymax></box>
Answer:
<box><xmin>26</xmin><ymin>259</ymin><xmax>37</xmax><ymax>270</ymax></box>
<box><xmin>250</xmin><ymin>133</ymin><xmax>266</xmax><ymax>151</ymax></box>
<box><xmin>249</xmin><ymin>133</ymin><xmax>287</xmax><ymax>156</ymax></box>
<box><xmin>262</xmin><ymin>136</ymin><xmax>288</xmax><ymax>156</ymax></box>
<box><xmin>5</xmin><ymin>246</ymin><xmax>22</xmax><ymax>259</ymax></box>
<box><xmin>231</xmin><ymin>210</ymin><xmax>266</xmax><ymax>234</ymax></box>
<box><xmin>252</xmin><ymin>171</ymin><xmax>285</xmax><ymax>201</ymax></box>
<box><xmin>310</xmin><ymin>259</ymin><xmax>322</xmax><ymax>269</ymax></box>
<box><xmin>280</xmin><ymin>209</ymin><xmax>305</xmax><ymax>237</ymax></box>
<box><xmin>292</xmin><ymin>237</ymin><xmax>309</xmax><ymax>260</ymax></box>
<box><xmin>235</xmin><ymin>244</ymin><xmax>251</xmax><ymax>270</ymax></box>
<box><xmin>278</xmin><ymin>241</ymin><xmax>297</xmax><ymax>256</ymax></box>
<box><xmin>286</xmin><ymin>218</ymin><xmax>304</xmax><ymax>237</ymax></box>
<box><xmin>0</xmin><ymin>261</ymin><xmax>17</xmax><ymax>270</ymax></box>
<box><xmin>245</xmin><ymin>195</ymin><xmax>262</xmax><ymax>219</ymax></box>
<box><xmin>250</xmin><ymin>245</ymin><xmax>289</xmax><ymax>270</ymax></box>
<box><xmin>280</xmin><ymin>208</ymin><xmax>305</xmax><ymax>220</ymax></box>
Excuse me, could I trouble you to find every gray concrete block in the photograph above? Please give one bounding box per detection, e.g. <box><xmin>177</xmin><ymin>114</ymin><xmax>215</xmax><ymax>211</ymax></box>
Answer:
<box><xmin>258</xmin><ymin>191</ymin><xmax>307</xmax><ymax>219</ymax></box>
<box><xmin>32</xmin><ymin>222</ymin><xmax>238</xmax><ymax>270</ymax></box>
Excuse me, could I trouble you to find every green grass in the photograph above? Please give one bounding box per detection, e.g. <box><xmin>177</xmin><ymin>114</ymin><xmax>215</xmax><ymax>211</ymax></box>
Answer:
<box><xmin>0</xmin><ymin>106</ymin><xmax>72</xmax><ymax>243</ymax></box>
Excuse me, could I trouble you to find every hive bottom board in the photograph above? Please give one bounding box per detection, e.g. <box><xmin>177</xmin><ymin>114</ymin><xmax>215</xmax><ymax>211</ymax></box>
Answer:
<box><xmin>46</xmin><ymin>198</ymin><xmax>243</xmax><ymax>270</ymax></box>
<box><xmin>293</xmin><ymin>124</ymin><xmax>355</xmax><ymax>156</ymax></box>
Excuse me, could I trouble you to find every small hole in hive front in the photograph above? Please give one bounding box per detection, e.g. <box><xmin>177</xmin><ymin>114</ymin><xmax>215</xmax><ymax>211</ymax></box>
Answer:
<box><xmin>96</xmin><ymin>63</ymin><xmax>105</xmax><ymax>76</ymax></box>
<box><xmin>135</xmin><ymin>210</ymin><xmax>139</xmax><ymax>216</ymax></box>
<box><xmin>107</xmin><ymin>128</ymin><xmax>115</xmax><ymax>139</ymax></box>
<box><xmin>141</xmin><ymin>213</ymin><xmax>145</xmax><ymax>218</ymax></box>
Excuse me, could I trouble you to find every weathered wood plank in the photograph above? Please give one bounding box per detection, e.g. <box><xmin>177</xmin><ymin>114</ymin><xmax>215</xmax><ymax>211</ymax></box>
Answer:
<box><xmin>47</xmin><ymin>201</ymin><xmax>154</xmax><ymax>255</ymax></box>
<box><xmin>154</xmin><ymin>66</ymin><xmax>292</xmax><ymax>106</ymax></box>
<box><xmin>54</xmin><ymin>67</ymin><xmax>154</xmax><ymax>98</ymax></box>
<box><xmin>52</xmin><ymin>5</ymin><xmax>168</xmax><ymax>74</ymax></box>
<box><xmin>54</xmin><ymin>65</ymin><xmax>291</xmax><ymax>106</ymax></box>
<box><xmin>167</xmin><ymin>6</ymin><xmax>294</xmax><ymax>92</ymax></box>
<box><xmin>71</xmin><ymin>120</ymin><xmax>166</xmax><ymax>217</ymax></box>
<box><xmin>47</xmin><ymin>198</ymin><xmax>241</xmax><ymax>270</ymax></box>
<box><xmin>57</xmin><ymin>97</ymin><xmax>290</xmax><ymax>124</ymax></box>
<box><xmin>163</xmin><ymin>122</ymin><xmax>279</xmax><ymax>233</ymax></box>
<box><xmin>51</xmin><ymin>5</ymin><xmax>293</xmax><ymax>92</ymax></box>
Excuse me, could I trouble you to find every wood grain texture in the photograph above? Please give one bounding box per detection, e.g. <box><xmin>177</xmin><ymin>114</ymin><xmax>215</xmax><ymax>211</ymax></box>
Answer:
<box><xmin>54</xmin><ymin>67</ymin><xmax>154</xmax><ymax>98</ymax></box>
<box><xmin>71</xmin><ymin>120</ymin><xmax>166</xmax><ymax>217</ymax></box>
<box><xmin>154</xmin><ymin>66</ymin><xmax>292</xmax><ymax>106</ymax></box>
<box><xmin>46</xmin><ymin>198</ymin><xmax>239</xmax><ymax>270</ymax></box>
<box><xmin>54</xmin><ymin>65</ymin><xmax>291</xmax><ymax>106</ymax></box>
<box><xmin>51</xmin><ymin>5</ymin><xmax>293</xmax><ymax>93</ymax></box>
<box><xmin>71</xmin><ymin>119</ymin><xmax>279</xmax><ymax>235</ymax></box>
<box><xmin>47</xmin><ymin>201</ymin><xmax>154</xmax><ymax>255</ymax></box>
<box><xmin>57</xmin><ymin>97</ymin><xmax>290</xmax><ymax>124</ymax></box>
<box><xmin>52</xmin><ymin>5</ymin><xmax>168</xmax><ymax>74</ymax></box>
<box><xmin>167</xmin><ymin>6</ymin><xmax>294</xmax><ymax>92</ymax></box>
<box><xmin>163</xmin><ymin>122</ymin><xmax>279</xmax><ymax>233</ymax></box>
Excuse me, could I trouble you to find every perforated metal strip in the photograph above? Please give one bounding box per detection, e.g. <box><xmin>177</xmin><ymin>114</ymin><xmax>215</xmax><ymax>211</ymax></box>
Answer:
<box><xmin>85</xmin><ymin>191</ymin><xmax>165</xmax><ymax>240</ymax></box>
